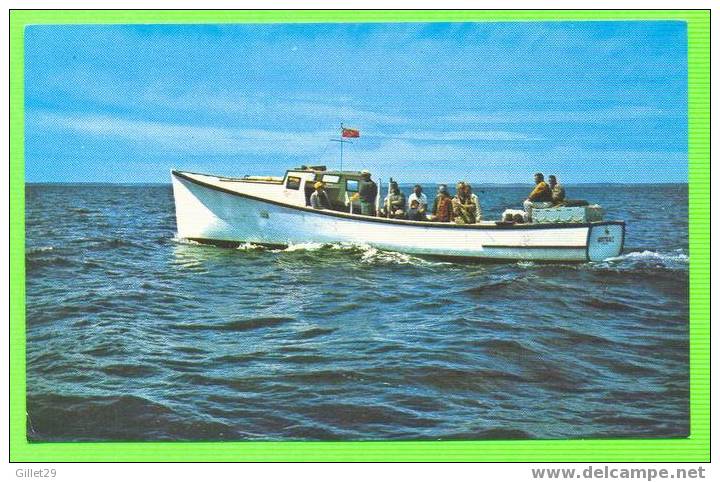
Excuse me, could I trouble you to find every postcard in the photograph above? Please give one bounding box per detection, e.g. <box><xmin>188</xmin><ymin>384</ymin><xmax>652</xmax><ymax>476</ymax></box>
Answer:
<box><xmin>11</xmin><ymin>10</ymin><xmax>709</xmax><ymax>463</ymax></box>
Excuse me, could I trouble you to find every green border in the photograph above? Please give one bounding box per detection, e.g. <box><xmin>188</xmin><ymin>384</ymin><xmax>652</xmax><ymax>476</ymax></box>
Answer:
<box><xmin>10</xmin><ymin>9</ymin><xmax>709</xmax><ymax>462</ymax></box>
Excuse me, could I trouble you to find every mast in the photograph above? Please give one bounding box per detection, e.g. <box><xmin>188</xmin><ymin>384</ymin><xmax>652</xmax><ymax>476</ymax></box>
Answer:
<box><xmin>330</xmin><ymin>122</ymin><xmax>352</xmax><ymax>171</ymax></box>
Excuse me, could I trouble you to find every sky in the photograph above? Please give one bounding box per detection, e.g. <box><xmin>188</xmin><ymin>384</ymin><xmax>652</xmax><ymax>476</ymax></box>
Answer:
<box><xmin>25</xmin><ymin>21</ymin><xmax>687</xmax><ymax>183</ymax></box>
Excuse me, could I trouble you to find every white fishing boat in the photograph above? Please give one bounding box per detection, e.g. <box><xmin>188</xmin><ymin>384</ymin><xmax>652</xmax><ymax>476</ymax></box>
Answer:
<box><xmin>171</xmin><ymin>166</ymin><xmax>624</xmax><ymax>262</ymax></box>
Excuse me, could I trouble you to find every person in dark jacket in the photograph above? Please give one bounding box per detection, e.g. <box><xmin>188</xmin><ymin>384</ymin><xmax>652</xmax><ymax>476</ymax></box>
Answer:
<box><xmin>349</xmin><ymin>170</ymin><xmax>378</xmax><ymax>216</ymax></box>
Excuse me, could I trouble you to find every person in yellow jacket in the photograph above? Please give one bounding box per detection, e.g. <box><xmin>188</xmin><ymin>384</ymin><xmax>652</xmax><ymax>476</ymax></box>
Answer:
<box><xmin>523</xmin><ymin>173</ymin><xmax>553</xmax><ymax>220</ymax></box>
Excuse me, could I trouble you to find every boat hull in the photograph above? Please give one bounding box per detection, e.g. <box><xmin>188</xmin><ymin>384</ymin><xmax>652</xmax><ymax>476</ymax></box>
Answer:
<box><xmin>171</xmin><ymin>171</ymin><xmax>624</xmax><ymax>262</ymax></box>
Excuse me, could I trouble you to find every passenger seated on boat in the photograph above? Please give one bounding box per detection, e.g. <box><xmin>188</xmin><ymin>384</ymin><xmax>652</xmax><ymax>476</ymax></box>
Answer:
<box><xmin>549</xmin><ymin>175</ymin><xmax>566</xmax><ymax>205</ymax></box>
<box><xmin>466</xmin><ymin>183</ymin><xmax>483</xmax><ymax>222</ymax></box>
<box><xmin>406</xmin><ymin>199</ymin><xmax>427</xmax><ymax>221</ymax></box>
<box><xmin>452</xmin><ymin>182</ymin><xmax>477</xmax><ymax>224</ymax></box>
<box><xmin>523</xmin><ymin>172</ymin><xmax>553</xmax><ymax>220</ymax></box>
<box><xmin>380</xmin><ymin>181</ymin><xmax>406</xmax><ymax>219</ymax></box>
<box><xmin>407</xmin><ymin>185</ymin><xmax>428</xmax><ymax>212</ymax></box>
<box><xmin>428</xmin><ymin>184</ymin><xmax>454</xmax><ymax>222</ymax></box>
<box><xmin>310</xmin><ymin>182</ymin><xmax>331</xmax><ymax>210</ymax></box>
<box><xmin>546</xmin><ymin>178</ymin><xmax>588</xmax><ymax>208</ymax></box>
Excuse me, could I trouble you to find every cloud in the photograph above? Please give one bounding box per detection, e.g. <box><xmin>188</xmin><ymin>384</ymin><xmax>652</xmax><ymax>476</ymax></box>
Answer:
<box><xmin>30</xmin><ymin>69</ymin><xmax>410</xmax><ymax>127</ymax></box>
<box><xmin>31</xmin><ymin>111</ymin><xmax>334</xmax><ymax>156</ymax></box>
<box><xmin>438</xmin><ymin>106</ymin><xmax>682</xmax><ymax>124</ymax></box>
<box><xmin>320</xmin><ymin>139</ymin><xmax>533</xmax><ymax>165</ymax></box>
<box><xmin>314</xmin><ymin>138</ymin><xmax>686</xmax><ymax>183</ymax></box>
<box><xmin>29</xmin><ymin>111</ymin><xmax>541</xmax><ymax>164</ymax></box>
<box><xmin>376</xmin><ymin>130</ymin><xmax>545</xmax><ymax>141</ymax></box>
<box><xmin>28</xmin><ymin>110</ymin><xmax>686</xmax><ymax>184</ymax></box>
<box><xmin>281</xmin><ymin>100</ymin><xmax>408</xmax><ymax>125</ymax></box>
<box><xmin>137</xmin><ymin>88</ymin><xmax>408</xmax><ymax>125</ymax></box>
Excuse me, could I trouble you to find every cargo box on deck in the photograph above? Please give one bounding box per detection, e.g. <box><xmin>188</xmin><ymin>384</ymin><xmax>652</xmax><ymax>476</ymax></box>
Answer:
<box><xmin>532</xmin><ymin>205</ymin><xmax>604</xmax><ymax>224</ymax></box>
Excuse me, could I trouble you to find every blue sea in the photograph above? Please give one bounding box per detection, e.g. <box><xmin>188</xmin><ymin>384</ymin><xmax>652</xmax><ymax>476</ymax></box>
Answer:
<box><xmin>25</xmin><ymin>183</ymin><xmax>689</xmax><ymax>441</ymax></box>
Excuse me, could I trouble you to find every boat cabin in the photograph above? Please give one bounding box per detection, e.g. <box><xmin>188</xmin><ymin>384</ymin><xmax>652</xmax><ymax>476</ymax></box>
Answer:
<box><xmin>280</xmin><ymin>165</ymin><xmax>370</xmax><ymax>212</ymax></box>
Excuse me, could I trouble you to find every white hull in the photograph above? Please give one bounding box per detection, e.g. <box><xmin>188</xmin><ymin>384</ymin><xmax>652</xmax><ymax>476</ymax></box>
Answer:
<box><xmin>171</xmin><ymin>171</ymin><xmax>624</xmax><ymax>262</ymax></box>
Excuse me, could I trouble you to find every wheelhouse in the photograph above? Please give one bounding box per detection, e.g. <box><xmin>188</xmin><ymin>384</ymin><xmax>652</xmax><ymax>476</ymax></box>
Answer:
<box><xmin>281</xmin><ymin>165</ymin><xmax>370</xmax><ymax>212</ymax></box>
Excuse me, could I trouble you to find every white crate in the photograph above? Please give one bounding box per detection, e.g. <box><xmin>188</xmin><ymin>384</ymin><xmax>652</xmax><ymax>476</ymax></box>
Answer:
<box><xmin>532</xmin><ymin>205</ymin><xmax>604</xmax><ymax>223</ymax></box>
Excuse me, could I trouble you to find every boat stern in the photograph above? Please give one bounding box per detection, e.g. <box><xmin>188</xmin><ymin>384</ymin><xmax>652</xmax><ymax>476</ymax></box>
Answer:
<box><xmin>586</xmin><ymin>222</ymin><xmax>625</xmax><ymax>261</ymax></box>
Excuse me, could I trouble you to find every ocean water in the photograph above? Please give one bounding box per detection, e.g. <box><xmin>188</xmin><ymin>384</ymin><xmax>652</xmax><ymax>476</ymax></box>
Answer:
<box><xmin>25</xmin><ymin>183</ymin><xmax>689</xmax><ymax>441</ymax></box>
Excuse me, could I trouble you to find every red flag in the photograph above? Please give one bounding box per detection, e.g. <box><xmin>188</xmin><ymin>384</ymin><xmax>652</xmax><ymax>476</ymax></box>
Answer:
<box><xmin>341</xmin><ymin>127</ymin><xmax>360</xmax><ymax>138</ymax></box>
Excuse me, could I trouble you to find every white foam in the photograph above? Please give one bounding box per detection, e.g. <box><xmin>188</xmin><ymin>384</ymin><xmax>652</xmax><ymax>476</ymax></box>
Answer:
<box><xmin>236</xmin><ymin>243</ymin><xmax>265</xmax><ymax>251</ymax></box>
<box><xmin>28</xmin><ymin>246</ymin><xmax>54</xmax><ymax>253</ymax></box>
<box><xmin>171</xmin><ymin>236</ymin><xmax>203</xmax><ymax>246</ymax></box>
<box><xmin>270</xmin><ymin>241</ymin><xmax>447</xmax><ymax>266</ymax></box>
<box><xmin>606</xmin><ymin>249</ymin><xmax>688</xmax><ymax>263</ymax></box>
<box><xmin>596</xmin><ymin>249</ymin><xmax>689</xmax><ymax>270</ymax></box>
<box><xmin>272</xmin><ymin>242</ymin><xmax>326</xmax><ymax>253</ymax></box>
<box><xmin>355</xmin><ymin>244</ymin><xmax>450</xmax><ymax>266</ymax></box>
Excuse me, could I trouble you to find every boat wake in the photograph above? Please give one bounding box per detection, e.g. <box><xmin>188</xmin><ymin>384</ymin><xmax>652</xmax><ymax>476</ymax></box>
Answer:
<box><xmin>235</xmin><ymin>242</ymin><xmax>266</xmax><ymax>251</ymax></box>
<box><xmin>171</xmin><ymin>236</ymin><xmax>205</xmax><ymax>247</ymax></box>
<box><xmin>596</xmin><ymin>249</ymin><xmax>689</xmax><ymax>271</ymax></box>
<box><xmin>355</xmin><ymin>244</ymin><xmax>448</xmax><ymax>266</ymax></box>
<box><xmin>270</xmin><ymin>242</ymin><xmax>327</xmax><ymax>253</ymax></box>
<box><xmin>171</xmin><ymin>236</ymin><xmax>686</xmax><ymax>271</ymax></box>
<box><xmin>172</xmin><ymin>237</ymin><xmax>444</xmax><ymax>266</ymax></box>
<box><xmin>274</xmin><ymin>242</ymin><xmax>449</xmax><ymax>266</ymax></box>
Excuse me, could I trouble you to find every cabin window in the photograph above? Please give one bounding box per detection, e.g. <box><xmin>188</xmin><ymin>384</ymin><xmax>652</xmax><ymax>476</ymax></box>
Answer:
<box><xmin>286</xmin><ymin>176</ymin><xmax>301</xmax><ymax>190</ymax></box>
<box><xmin>346</xmin><ymin>179</ymin><xmax>359</xmax><ymax>192</ymax></box>
<box><xmin>322</xmin><ymin>174</ymin><xmax>340</xmax><ymax>184</ymax></box>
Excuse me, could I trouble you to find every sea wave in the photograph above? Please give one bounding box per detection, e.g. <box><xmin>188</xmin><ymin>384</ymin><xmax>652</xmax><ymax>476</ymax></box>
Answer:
<box><xmin>271</xmin><ymin>242</ymin><xmax>327</xmax><ymax>253</ymax></box>
<box><xmin>165</xmin><ymin>237</ymin><xmax>689</xmax><ymax>272</ymax></box>
<box><xmin>25</xmin><ymin>183</ymin><xmax>691</xmax><ymax>442</ymax></box>
<box><xmin>27</xmin><ymin>246</ymin><xmax>54</xmax><ymax>254</ymax></box>
<box><xmin>271</xmin><ymin>242</ymin><xmax>450</xmax><ymax>266</ymax></box>
<box><xmin>171</xmin><ymin>236</ymin><xmax>204</xmax><ymax>246</ymax></box>
<box><xmin>89</xmin><ymin>238</ymin><xmax>143</xmax><ymax>250</ymax></box>
<box><xmin>595</xmin><ymin>249</ymin><xmax>689</xmax><ymax>271</ymax></box>
<box><xmin>356</xmin><ymin>244</ymin><xmax>424</xmax><ymax>265</ymax></box>
<box><xmin>271</xmin><ymin>241</ymin><xmax>368</xmax><ymax>253</ymax></box>
<box><xmin>236</xmin><ymin>242</ymin><xmax>266</xmax><ymax>251</ymax></box>
<box><xmin>353</xmin><ymin>244</ymin><xmax>452</xmax><ymax>266</ymax></box>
